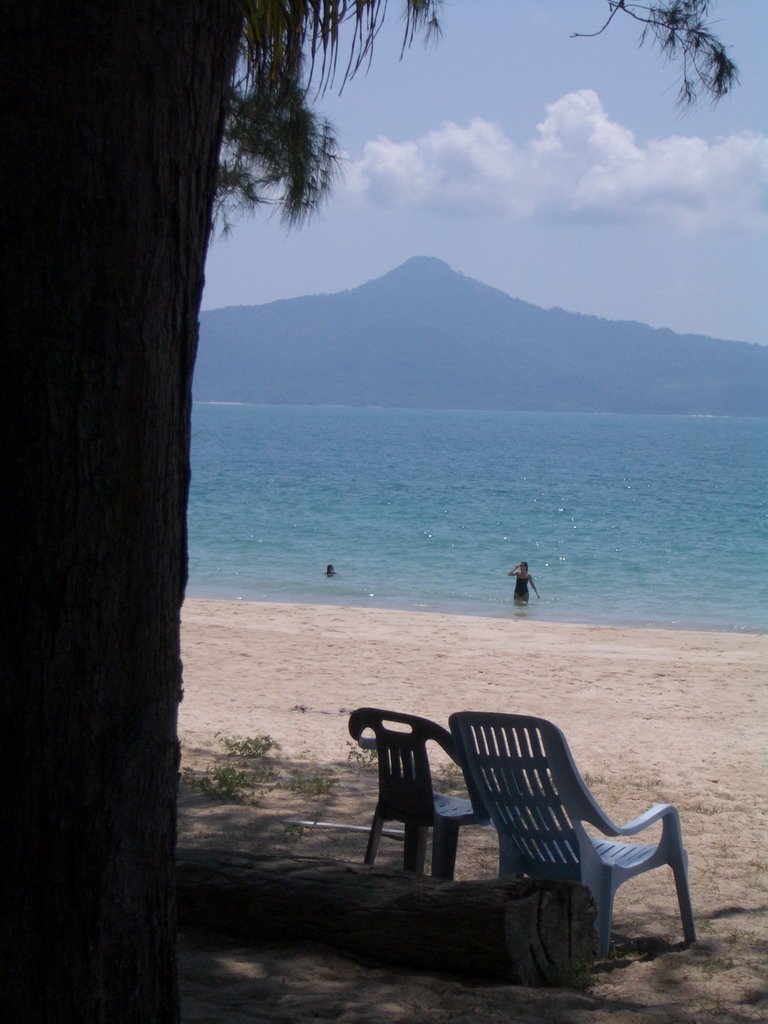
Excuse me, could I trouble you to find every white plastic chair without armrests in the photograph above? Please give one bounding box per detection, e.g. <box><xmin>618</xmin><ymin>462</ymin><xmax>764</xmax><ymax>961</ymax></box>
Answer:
<box><xmin>348</xmin><ymin>708</ymin><xmax>488</xmax><ymax>880</ymax></box>
<box><xmin>449</xmin><ymin>712</ymin><xmax>696</xmax><ymax>957</ymax></box>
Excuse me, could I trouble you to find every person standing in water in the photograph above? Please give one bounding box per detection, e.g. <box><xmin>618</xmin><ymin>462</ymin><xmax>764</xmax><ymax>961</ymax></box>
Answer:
<box><xmin>507</xmin><ymin>561</ymin><xmax>539</xmax><ymax>603</ymax></box>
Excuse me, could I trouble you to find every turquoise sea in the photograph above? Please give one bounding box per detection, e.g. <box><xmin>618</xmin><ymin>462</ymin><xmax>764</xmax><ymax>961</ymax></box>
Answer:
<box><xmin>187</xmin><ymin>404</ymin><xmax>767</xmax><ymax>632</ymax></box>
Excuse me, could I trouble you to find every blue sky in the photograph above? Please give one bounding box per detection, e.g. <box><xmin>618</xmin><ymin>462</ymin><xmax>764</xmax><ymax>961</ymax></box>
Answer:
<box><xmin>202</xmin><ymin>1</ymin><xmax>767</xmax><ymax>345</ymax></box>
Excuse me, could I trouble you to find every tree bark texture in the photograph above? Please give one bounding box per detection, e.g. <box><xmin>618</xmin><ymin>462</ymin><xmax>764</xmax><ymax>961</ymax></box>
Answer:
<box><xmin>176</xmin><ymin>851</ymin><xmax>597</xmax><ymax>986</ymax></box>
<box><xmin>0</xmin><ymin>3</ymin><xmax>241</xmax><ymax>1021</ymax></box>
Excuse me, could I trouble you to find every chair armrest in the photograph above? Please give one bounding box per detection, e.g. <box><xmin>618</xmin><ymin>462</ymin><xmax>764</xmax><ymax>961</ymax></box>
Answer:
<box><xmin>604</xmin><ymin>802</ymin><xmax>680</xmax><ymax>837</ymax></box>
<box><xmin>432</xmin><ymin>731</ymin><xmax>461</xmax><ymax>765</ymax></box>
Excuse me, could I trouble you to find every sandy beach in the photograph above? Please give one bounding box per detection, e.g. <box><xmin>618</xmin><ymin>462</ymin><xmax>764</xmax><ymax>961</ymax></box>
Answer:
<box><xmin>177</xmin><ymin>598</ymin><xmax>767</xmax><ymax>1023</ymax></box>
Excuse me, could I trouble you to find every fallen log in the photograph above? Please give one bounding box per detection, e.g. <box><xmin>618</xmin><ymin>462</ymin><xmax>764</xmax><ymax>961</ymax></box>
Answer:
<box><xmin>176</xmin><ymin>849</ymin><xmax>596</xmax><ymax>986</ymax></box>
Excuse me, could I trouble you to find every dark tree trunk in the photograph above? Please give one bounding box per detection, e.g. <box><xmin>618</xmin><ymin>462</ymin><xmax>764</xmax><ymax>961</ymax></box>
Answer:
<box><xmin>176</xmin><ymin>851</ymin><xmax>597</xmax><ymax>986</ymax></box>
<box><xmin>0</xmin><ymin>3</ymin><xmax>241</xmax><ymax>1020</ymax></box>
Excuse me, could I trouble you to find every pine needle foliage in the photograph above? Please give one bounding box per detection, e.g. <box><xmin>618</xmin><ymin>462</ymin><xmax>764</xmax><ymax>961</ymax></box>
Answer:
<box><xmin>216</xmin><ymin>66</ymin><xmax>343</xmax><ymax>231</ymax></box>
<box><xmin>214</xmin><ymin>1</ymin><xmax>442</xmax><ymax>230</ymax></box>
<box><xmin>573</xmin><ymin>1</ymin><xmax>738</xmax><ymax>106</ymax></box>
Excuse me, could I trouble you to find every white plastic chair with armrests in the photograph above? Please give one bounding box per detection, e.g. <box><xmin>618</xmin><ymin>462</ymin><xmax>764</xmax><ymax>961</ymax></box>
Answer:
<box><xmin>449</xmin><ymin>711</ymin><xmax>696</xmax><ymax>956</ymax></box>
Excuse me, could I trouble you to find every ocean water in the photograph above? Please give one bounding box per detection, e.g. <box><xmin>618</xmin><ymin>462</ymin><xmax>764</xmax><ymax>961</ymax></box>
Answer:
<box><xmin>187</xmin><ymin>404</ymin><xmax>767</xmax><ymax>632</ymax></box>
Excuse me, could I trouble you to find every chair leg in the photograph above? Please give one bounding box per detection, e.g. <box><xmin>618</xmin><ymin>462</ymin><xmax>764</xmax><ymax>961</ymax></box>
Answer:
<box><xmin>594</xmin><ymin>874</ymin><xmax>617</xmax><ymax>958</ymax></box>
<box><xmin>497</xmin><ymin>837</ymin><xmax>525</xmax><ymax>878</ymax></box>
<box><xmin>364</xmin><ymin>811</ymin><xmax>384</xmax><ymax>865</ymax></box>
<box><xmin>672</xmin><ymin>854</ymin><xmax>697</xmax><ymax>944</ymax></box>
<box><xmin>431</xmin><ymin>819</ymin><xmax>460</xmax><ymax>880</ymax></box>
<box><xmin>403</xmin><ymin>824</ymin><xmax>428</xmax><ymax>874</ymax></box>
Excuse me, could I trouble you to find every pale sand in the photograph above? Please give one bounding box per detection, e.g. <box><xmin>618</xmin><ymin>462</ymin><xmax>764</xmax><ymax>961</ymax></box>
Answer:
<box><xmin>178</xmin><ymin>598</ymin><xmax>768</xmax><ymax>1024</ymax></box>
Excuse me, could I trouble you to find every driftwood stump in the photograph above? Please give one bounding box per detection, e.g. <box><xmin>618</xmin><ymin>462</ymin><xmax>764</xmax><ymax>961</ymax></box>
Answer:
<box><xmin>176</xmin><ymin>849</ymin><xmax>596</xmax><ymax>986</ymax></box>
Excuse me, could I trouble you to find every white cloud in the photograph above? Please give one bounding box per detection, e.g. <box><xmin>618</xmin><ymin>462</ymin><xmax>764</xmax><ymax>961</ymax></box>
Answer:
<box><xmin>346</xmin><ymin>90</ymin><xmax>768</xmax><ymax>229</ymax></box>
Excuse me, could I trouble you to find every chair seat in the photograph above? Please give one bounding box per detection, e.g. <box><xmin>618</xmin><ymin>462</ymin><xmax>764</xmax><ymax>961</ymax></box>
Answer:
<box><xmin>591</xmin><ymin>838</ymin><xmax>657</xmax><ymax>870</ymax></box>
<box><xmin>432</xmin><ymin>792</ymin><xmax>476</xmax><ymax>823</ymax></box>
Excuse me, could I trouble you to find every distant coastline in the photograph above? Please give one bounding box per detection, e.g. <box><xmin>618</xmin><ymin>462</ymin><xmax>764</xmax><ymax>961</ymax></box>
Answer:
<box><xmin>195</xmin><ymin>258</ymin><xmax>767</xmax><ymax>416</ymax></box>
<box><xmin>193</xmin><ymin>399</ymin><xmax>762</xmax><ymax>418</ymax></box>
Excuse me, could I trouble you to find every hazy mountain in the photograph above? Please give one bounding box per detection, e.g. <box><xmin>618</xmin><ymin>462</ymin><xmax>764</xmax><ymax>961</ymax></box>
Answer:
<box><xmin>195</xmin><ymin>257</ymin><xmax>767</xmax><ymax>415</ymax></box>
